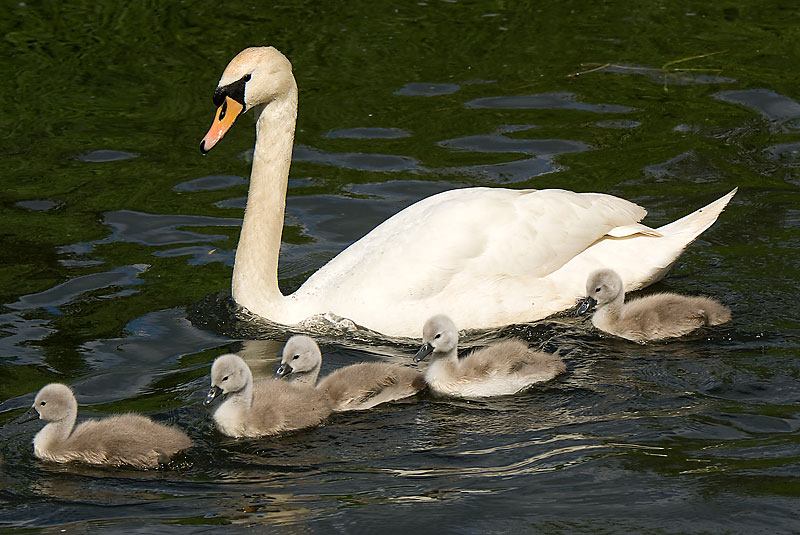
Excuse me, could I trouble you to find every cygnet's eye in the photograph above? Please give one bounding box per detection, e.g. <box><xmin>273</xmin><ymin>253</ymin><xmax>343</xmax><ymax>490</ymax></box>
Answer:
<box><xmin>434</xmin><ymin>333</ymin><xmax>441</xmax><ymax>340</ymax></box>
<box><xmin>292</xmin><ymin>354</ymin><xmax>300</xmax><ymax>360</ymax></box>
<box><xmin>40</xmin><ymin>401</ymin><xmax>46</xmax><ymax>406</ymax></box>
<box><xmin>222</xmin><ymin>376</ymin><xmax>229</xmax><ymax>382</ymax></box>
<box><xmin>595</xmin><ymin>287</ymin><xmax>601</xmax><ymax>292</ymax></box>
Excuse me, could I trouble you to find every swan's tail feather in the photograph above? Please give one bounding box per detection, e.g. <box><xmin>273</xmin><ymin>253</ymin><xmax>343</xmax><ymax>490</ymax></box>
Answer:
<box><xmin>642</xmin><ymin>187</ymin><xmax>737</xmax><ymax>282</ymax></box>
<box><xmin>546</xmin><ymin>188</ymin><xmax>738</xmax><ymax>305</ymax></box>
<box><xmin>656</xmin><ymin>187</ymin><xmax>737</xmax><ymax>237</ymax></box>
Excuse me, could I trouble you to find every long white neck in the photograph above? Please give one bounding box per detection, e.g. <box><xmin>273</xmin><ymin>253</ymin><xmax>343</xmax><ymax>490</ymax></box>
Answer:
<box><xmin>231</xmin><ymin>82</ymin><xmax>298</xmax><ymax>317</ymax></box>
<box><xmin>33</xmin><ymin>406</ymin><xmax>77</xmax><ymax>456</ymax></box>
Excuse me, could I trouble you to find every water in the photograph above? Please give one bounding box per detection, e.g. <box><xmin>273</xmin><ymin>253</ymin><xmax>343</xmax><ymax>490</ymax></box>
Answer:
<box><xmin>1</xmin><ymin>1</ymin><xmax>799</xmax><ymax>533</ymax></box>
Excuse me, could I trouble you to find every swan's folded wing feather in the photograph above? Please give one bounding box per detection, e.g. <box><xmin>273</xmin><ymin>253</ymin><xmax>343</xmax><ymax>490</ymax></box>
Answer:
<box><xmin>298</xmin><ymin>188</ymin><xmax>646</xmax><ymax>303</ymax></box>
<box><xmin>606</xmin><ymin>223</ymin><xmax>663</xmax><ymax>238</ymax></box>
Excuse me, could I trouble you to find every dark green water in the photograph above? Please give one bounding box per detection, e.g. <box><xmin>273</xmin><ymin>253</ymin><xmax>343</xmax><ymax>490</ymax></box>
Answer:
<box><xmin>1</xmin><ymin>1</ymin><xmax>798</xmax><ymax>533</ymax></box>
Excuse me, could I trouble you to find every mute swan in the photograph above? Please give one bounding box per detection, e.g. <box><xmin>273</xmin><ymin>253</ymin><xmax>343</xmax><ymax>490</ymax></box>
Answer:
<box><xmin>413</xmin><ymin>314</ymin><xmax>566</xmax><ymax>398</ymax></box>
<box><xmin>275</xmin><ymin>335</ymin><xmax>425</xmax><ymax>411</ymax></box>
<box><xmin>577</xmin><ymin>268</ymin><xmax>731</xmax><ymax>341</ymax></box>
<box><xmin>201</xmin><ymin>46</ymin><xmax>736</xmax><ymax>338</ymax></box>
<box><xmin>204</xmin><ymin>353</ymin><xmax>332</xmax><ymax>438</ymax></box>
<box><xmin>21</xmin><ymin>383</ymin><xmax>192</xmax><ymax>469</ymax></box>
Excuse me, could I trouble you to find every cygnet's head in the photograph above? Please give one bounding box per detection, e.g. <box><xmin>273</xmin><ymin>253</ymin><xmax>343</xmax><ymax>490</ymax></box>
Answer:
<box><xmin>201</xmin><ymin>46</ymin><xmax>295</xmax><ymax>154</ymax></box>
<box><xmin>275</xmin><ymin>335</ymin><xmax>322</xmax><ymax>379</ymax></box>
<box><xmin>24</xmin><ymin>383</ymin><xmax>77</xmax><ymax>423</ymax></box>
<box><xmin>577</xmin><ymin>268</ymin><xmax>624</xmax><ymax>314</ymax></box>
<box><xmin>204</xmin><ymin>353</ymin><xmax>252</xmax><ymax>406</ymax></box>
<box><xmin>414</xmin><ymin>314</ymin><xmax>459</xmax><ymax>362</ymax></box>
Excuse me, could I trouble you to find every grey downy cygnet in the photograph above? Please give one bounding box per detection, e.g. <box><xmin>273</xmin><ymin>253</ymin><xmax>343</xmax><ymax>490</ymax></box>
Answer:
<box><xmin>413</xmin><ymin>314</ymin><xmax>566</xmax><ymax>398</ymax></box>
<box><xmin>20</xmin><ymin>383</ymin><xmax>192</xmax><ymax>469</ymax></box>
<box><xmin>204</xmin><ymin>353</ymin><xmax>332</xmax><ymax>438</ymax></box>
<box><xmin>577</xmin><ymin>268</ymin><xmax>731</xmax><ymax>341</ymax></box>
<box><xmin>275</xmin><ymin>335</ymin><xmax>425</xmax><ymax>411</ymax></box>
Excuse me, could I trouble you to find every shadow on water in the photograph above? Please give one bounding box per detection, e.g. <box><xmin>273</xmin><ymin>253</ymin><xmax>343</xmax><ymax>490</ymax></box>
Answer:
<box><xmin>1</xmin><ymin>0</ymin><xmax>799</xmax><ymax>533</ymax></box>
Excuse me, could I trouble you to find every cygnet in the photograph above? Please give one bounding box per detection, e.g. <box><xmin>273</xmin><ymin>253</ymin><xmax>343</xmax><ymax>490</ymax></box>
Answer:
<box><xmin>413</xmin><ymin>314</ymin><xmax>566</xmax><ymax>398</ymax></box>
<box><xmin>204</xmin><ymin>353</ymin><xmax>332</xmax><ymax>438</ymax></box>
<box><xmin>276</xmin><ymin>335</ymin><xmax>425</xmax><ymax>411</ymax></box>
<box><xmin>21</xmin><ymin>383</ymin><xmax>192</xmax><ymax>469</ymax></box>
<box><xmin>577</xmin><ymin>268</ymin><xmax>731</xmax><ymax>341</ymax></box>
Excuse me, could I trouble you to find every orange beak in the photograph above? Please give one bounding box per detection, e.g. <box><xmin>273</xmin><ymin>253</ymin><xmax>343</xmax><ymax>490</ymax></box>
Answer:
<box><xmin>200</xmin><ymin>96</ymin><xmax>244</xmax><ymax>154</ymax></box>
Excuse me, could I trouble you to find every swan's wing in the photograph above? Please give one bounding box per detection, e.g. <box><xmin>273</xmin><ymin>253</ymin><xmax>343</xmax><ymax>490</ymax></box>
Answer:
<box><xmin>298</xmin><ymin>188</ymin><xmax>645</xmax><ymax>303</ymax></box>
<box><xmin>606</xmin><ymin>223</ymin><xmax>662</xmax><ymax>238</ymax></box>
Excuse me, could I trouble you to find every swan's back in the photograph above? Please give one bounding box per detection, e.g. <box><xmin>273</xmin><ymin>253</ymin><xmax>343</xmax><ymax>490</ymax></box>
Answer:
<box><xmin>317</xmin><ymin>362</ymin><xmax>425</xmax><ymax>411</ymax></box>
<box><xmin>220</xmin><ymin>378</ymin><xmax>332</xmax><ymax>438</ymax></box>
<box><xmin>295</xmin><ymin>188</ymin><xmax>651</xmax><ymax>335</ymax></box>
<box><xmin>612</xmin><ymin>293</ymin><xmax>732</xmax><ymax>341</ymax></box>
<box><xmin>427</xmin><ymin>340</ymin><xmax>566</xmax><ymax>398</ymax></box>
<box><xmin>43</xmin><ymin>414</ymin><xmax>192</xmax><ymax>468</ymax></box>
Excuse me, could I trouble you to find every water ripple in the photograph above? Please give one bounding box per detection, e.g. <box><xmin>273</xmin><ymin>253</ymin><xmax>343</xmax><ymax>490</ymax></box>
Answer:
<box><xmin>394</xmin><ymin>83</ymin><xmax>461</xmax><ymax>96</ymax></box>
<box><xmin>466</xmin><ymin>92</ymin><xmax>635</xmax><ymax>113</ymax></box>
<box><xmin>293</xmin><ymin>145</ymin><xmax>425</xmax><ymax>172</ymax></box>
<box><xmin>714</xmin><ymin>89</ymin><xmax>800</xmax><ymax>132</ymax></box>
<box><xmin>325</xmin><ymin>127</ymin><xmax>411</xmax><ymax>139</ymax></box>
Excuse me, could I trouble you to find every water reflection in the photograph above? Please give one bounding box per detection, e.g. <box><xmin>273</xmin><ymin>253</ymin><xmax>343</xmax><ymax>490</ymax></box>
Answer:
<box><xmin>325</xmin><ymin>127</ymin><xmax>411</xmax><ymax>139</ymax></box>
<box><xmin>75</xmin><ymin>150</ymin><xmax>138</xmax><ymax>163</ymax></box>
<box><xmin>394</xmin><ymin>83</ymin><xmax>461</xmax><ymax>96</ymax></box>
<box><xmin>173</xmin><ymin>175</ymin><xmax>247</xmax><ymax>192</ymax></box>
<box><xmin>15</xmin><ymin>200</ymin><xmax>60</xmax><ymax>212</ymax></box>
<box><xmin>7</xmin><ymin>264</ymin><xmax>148</xmax><ymax>311</ymax></box>
<box><xmin>714</xmin><ymin>89</ymin><xmax>800</xmax><ymax>131</ymax></box>
<box><xmin>466</xmin><ymin>92</ymin><xmax>635</xmax><ymax>112</ymax></box>
<box><xmin>438</xmin><ymin>131</ymin><xmax>589</xmax><ymax>156</ymax></box>
<box><xmin>643</xmin><ymin>150</ymin><xmax>723</xmax><ymax>184</ymax></box>
<box><xmin>583</xmin><ymin>63</ymin><xmax>736</xmax><ymax>87</ymax></box>
<box><xmin>293</xmin><ymin>145</ymin><xmax>425</xmax><ymax>172</ymax></box>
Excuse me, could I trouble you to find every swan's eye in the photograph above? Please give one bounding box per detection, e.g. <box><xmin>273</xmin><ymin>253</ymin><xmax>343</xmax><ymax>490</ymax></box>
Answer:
<box><xmin>243</xmin><ymin>73</ymin><xmax>252</xmax><ymax>82</ymax></box>
<box><xmin>292</xmin><ymin>354</ymin><xmax>300</xmax><ymax>360</ymax></box>
<box><xmin>219</xmin><ymin>99</ymin><xmax>228</xmax><ymax>121</ymax></box>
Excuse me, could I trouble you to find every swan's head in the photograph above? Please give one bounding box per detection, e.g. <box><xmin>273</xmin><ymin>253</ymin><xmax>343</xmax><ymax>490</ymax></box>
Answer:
<box><xmin>205</xmin><ymin>353</ymin><xmax>253</xmax><ymax>406</ymax></box>
<box><xmin>275</xmin><ymin>335</ymin><xmax>322</xmax><ymax>379</ymax></box>
<box><xmin>414</xmin><ymin>314</ymin><xmax>459</xmax><ymax>362</ymax></box>
<box><xmin>201</xmin><ymin>46</ymin><xmax>295</xmax><ymax>154</ymax></box>
<box><xmin>23</xmin><ymin>383</ymin><xmax>77</xmax><ymax>424</ymax></box>
<box><xmin>578</xmin><ymin>268</ymin><xmax>624</xmax><ymax>314</ymax></box>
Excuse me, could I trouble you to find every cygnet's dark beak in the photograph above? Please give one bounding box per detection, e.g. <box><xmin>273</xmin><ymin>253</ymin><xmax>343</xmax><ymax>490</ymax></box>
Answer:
<box><xmin>204</xmin><ymin>385</ymin><xmax>224</xmax><ymax>407</ymax></box>
<box><xmin>413</xmin><ymin>342</ymin><xmax>434</xmax><ymax>363</ymax></box>
<box><xmin>16</xmin><ymin>407</ymin><xmax>40</xmax><ymax>424</ymax></box>
<box><xmin>275</xmin><ymin>362</ymin><xmax>293</xmax><ymax>378</ymax></box>
<box><xmin>576</xmin><ymin>296</ymin><xmax>597</xmax><ymax>315</ymax></box>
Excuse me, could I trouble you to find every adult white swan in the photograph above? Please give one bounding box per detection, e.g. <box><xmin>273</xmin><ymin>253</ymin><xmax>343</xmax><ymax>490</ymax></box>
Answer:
<box><xmin>200</xmin><ymin>47</ymin><xmax>735</xmax><ymax>338</ymax></box>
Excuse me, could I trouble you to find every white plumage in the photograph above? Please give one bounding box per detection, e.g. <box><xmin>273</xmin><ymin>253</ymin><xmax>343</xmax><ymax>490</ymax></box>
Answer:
<box><xmin>201</xmin><ymin>47</ymin><xmax>736</xmax><ymax>337</ymax></box>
